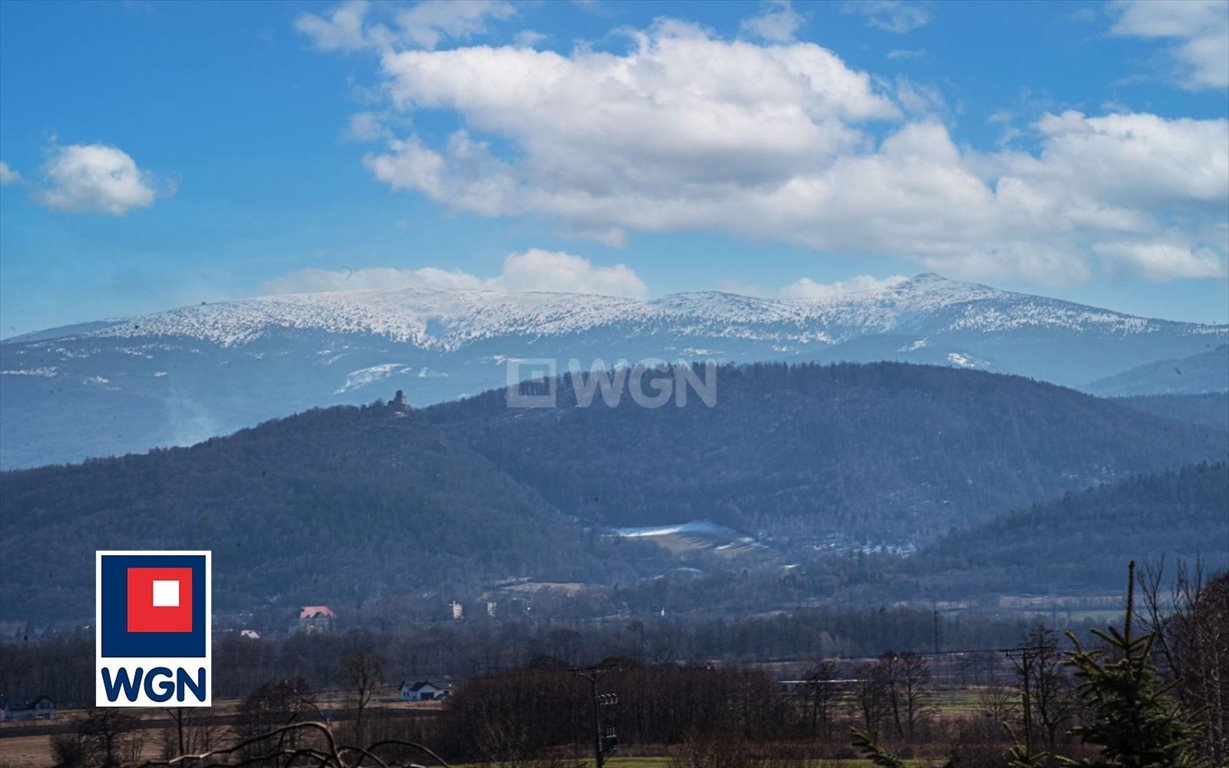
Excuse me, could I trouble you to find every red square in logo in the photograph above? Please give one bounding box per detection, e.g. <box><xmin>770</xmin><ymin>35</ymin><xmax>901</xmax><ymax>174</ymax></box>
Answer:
<box><xmin>127</xmin><ymin>568</ymin><xmax>193</xmax><ymax>633</ymax></box>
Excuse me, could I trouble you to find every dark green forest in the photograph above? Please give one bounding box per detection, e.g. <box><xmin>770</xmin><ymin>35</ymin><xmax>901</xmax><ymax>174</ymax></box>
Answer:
<box><xmin>906</xmin><ymin>461</ymin><xmax>1229</xmax><ymax>596</ymax></box>
<box><xmin>429</xmin><ymin>362</ymin><xmax>1226</xmax><ymax>539</ymax></box>
<box><xmin>1113</xmin><ymin>391</ymin><xmax>1229</xmax><ymax>430</ymax></box>
<box><xmin>2</xmin><ymin>362</ymin><xmax>1226</xmax><ymax>624</ymax></box>
<box><xmin>0</xmin><ymin>404</ymin><xmax>665</xmax><ymax>621</ymax></box>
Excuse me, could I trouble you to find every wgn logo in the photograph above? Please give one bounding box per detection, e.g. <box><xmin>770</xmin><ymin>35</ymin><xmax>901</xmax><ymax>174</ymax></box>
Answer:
<box><xmin>96</xmin><ymin>551</ymin><xmax>211</xmax><ymax>707</ymax></box>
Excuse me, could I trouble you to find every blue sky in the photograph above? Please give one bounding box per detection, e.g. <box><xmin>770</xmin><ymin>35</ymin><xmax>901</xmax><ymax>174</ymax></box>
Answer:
<box><xmin>1</xmin><ymin>0</ymin><xmax>1226</xmax><ymax>337</ymax></box>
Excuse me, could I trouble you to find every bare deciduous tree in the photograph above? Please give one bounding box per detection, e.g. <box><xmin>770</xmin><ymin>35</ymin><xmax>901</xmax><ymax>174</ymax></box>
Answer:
<box><xmin>1140</xmin><ymin>559</ymin><xmax>1229</xmax><ymax>765</ymax></box>
<box><xmin>339</xmin><ymin>651</ymin><xmax>384</xmax><ymax>754</ymax></box>
<box><xmin>803</xmin><ymin>659</ymin><xmax>840</xmax><ymax>739</ymax></box>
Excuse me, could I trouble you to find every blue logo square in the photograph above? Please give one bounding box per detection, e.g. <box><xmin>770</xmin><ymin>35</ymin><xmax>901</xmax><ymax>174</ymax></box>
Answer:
<box><xmin>99</xmin><ymin>554</ymin><xmax>207</xmax><ymax>658</ymax></box>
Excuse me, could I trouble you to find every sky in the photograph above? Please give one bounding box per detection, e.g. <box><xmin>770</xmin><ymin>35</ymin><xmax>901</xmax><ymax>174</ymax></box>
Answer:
<box><xmin>0</xmin><ymin>0</ymin><xmax>1227</xmax><ymax>337</ymax></box>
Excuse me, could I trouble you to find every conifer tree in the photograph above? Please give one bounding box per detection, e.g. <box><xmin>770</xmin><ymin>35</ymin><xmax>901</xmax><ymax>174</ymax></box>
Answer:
<box><xmin>1064</xmin><ymin>562</ymin><xmax>1209</xmax><ymax>768</ymax></box>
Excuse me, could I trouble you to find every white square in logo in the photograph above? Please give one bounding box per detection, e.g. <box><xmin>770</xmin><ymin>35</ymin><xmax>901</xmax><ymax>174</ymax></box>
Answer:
<box><xmin>152</xmin><ymin>579</ymin><xmax>180</xmax><ymax>607</ymax></box>
<box><xmin>505</xmin><ymin>357</ymin><xmax>557</xmax><ymax>409</ymax></box>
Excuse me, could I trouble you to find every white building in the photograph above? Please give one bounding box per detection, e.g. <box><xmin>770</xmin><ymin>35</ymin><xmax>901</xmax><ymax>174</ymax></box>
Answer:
<box><xmin>399</xmin><ymin>681</ymin><xmax>447</xmax><ymax>702</ymax></box>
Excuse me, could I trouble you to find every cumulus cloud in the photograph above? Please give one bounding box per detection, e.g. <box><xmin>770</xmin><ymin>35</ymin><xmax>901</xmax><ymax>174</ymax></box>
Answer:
<box><xmin>263</xmin><ymin>250</ymin><xmax>649</xmax><ymax>299</ymax></box>
<box><xmin>308</xmin><ymin>13</ymin><xmax>1227</xmax><ymax>285</ymax></box>
<box><xmin>1109</xmin><ymin>0</ymin><xmax>1229</xmax><ymax>90</ymax></box>
<box><xmin>499</xmin><ymin>249</ymin><xmax>648</xmax><ymax>297</ymax></box>
<box><xmin>0</xmin><ymin>161</ymin><xmax>19</xmax><ymax>185</ymax></box>
<box><xmin>843</xmin><ymin>1</ymin><xmax>931</xmax><ymax>34</ymax></box>
<box><xmin>740</xmin><ymin>0</ymin><xmax>804</xmax><ymax>43</ymax></box>
<box><xmin>781</xmin><ymin>274</ymin><xmax>908</xmax><ymax>300</ymax></box>
<box><xmin>295</xmin><ymin>0</ymin><xmax>515</xmax><ymax>52</ymax></box>
<box><xmin>37</xmin><ymin>143</ymin><xmax>166</xmax><ymax>215</ymax></box>
<box><xmin>365</xmin><ymin>19</ymin><xmax>898</xmax><ymax>240</ymax></box>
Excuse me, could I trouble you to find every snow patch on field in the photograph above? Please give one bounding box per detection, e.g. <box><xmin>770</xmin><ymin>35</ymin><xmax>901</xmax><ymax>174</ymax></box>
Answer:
<box><xmin>614</xmin><ymin>521</ymin><xmax>742</xmax><ymax>538</ymax></box>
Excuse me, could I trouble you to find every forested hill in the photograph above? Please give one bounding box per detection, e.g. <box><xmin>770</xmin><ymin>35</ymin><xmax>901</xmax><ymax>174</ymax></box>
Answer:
<box><xmin>909</xmin><ymin>462</ymin><xmax>1229</xmax><ymax>595</ymax></box>
<box><xmin>0</xmin><ymin>405</ymin><xmax>664</xmax><ymax>623</ymax></box>
<box><xmin>1113</xmin><ymin>392</ymin><xmax>1229</xmax><ymax>431</ymax></box>
<box><xmin>2</xmin><ymin>361</ymin><xmax>1227</xmax><ymax>623</ymax></box>
<box><xmin>427</xmin><ymin>362</ymin><xmax>1228</xmax><ymax>542</ymax></box>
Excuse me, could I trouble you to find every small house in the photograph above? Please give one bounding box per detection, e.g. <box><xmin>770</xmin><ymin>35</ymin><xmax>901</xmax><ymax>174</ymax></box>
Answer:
<box><xmin>0</xmin><ymin>695</ymin><xmax>55</xmax><ymax>722</ymax></box>
<box><xmin>399</xmin><ymin>681</ymin><xmax>446</xmax><ymax>702</ymax></box>
<box><xmin>297</xmin><ymin>605</ymin><xmax>336</xmax><ymax>634</ymax></box>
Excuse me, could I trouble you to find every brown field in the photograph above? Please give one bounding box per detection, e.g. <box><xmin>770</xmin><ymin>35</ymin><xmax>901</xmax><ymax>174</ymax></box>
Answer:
<box><xmin>0</xmin><ymin>698</ymin><xmax>444</xmax><ymax>768</ymax></box>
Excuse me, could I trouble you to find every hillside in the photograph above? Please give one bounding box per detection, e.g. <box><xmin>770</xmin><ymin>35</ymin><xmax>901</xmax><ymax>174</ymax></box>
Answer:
<box><xmin>1089</xmin><ymin>344</ymin><xmax>1229</xmax><ymax>396</ymax></box>
<box><xmin>3</xmin><ymin>362</ymin><xmax>1226</xmax><ymax>624</ymax></box>
<box><xmin>427</xmin><ymin>362</ymin><xmax>1229</xmax><ymax>546</ymax></box>
<box><xmin>0</xmin><ymin>403</ymin><xmax>663</xmax><ymax>623</ymax></box>
<box><xmin>908</xmin><ymin>462</ymin><xmax>1229</xmax><ymax>596</ymax></box>
<box><xmin>3</xmin><ymin>273</ymin><xmax>1225</xmax><ymax>468</ymax></box>
<box><xmin>1113</xmin><ymin>392</ymin><xmax>1229</xmax><ymax>431</ymax></box>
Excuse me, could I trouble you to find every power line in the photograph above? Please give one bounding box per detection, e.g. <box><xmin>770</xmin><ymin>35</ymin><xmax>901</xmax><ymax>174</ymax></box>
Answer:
<box><xmin>573</xmin><ymin>665</ymin><xmax>619</xmax><ymax>768</ymax></box>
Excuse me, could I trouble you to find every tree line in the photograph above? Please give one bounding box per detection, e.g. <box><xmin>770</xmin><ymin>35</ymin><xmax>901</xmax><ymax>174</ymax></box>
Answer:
<box><xmin>7</xmin><ymin>563</ymin><xmax>1224</xmax><ymax>768</ymax></box>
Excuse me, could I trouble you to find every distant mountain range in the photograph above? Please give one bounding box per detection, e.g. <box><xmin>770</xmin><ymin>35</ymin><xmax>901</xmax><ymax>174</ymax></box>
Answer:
<box><xmin>4</xmin><ymin>362</ymin><xmax>1225</xmax><ymax>623</ymax></box>
<box><xmin>1088</xmin><ymin>344</ymin><xmax>1229</xmax><ymax>396</ymax></box>
<box><xmin>2</xmin><ymin>273</ymin><xmax>1225</xmax><ymax>468</ymax></box>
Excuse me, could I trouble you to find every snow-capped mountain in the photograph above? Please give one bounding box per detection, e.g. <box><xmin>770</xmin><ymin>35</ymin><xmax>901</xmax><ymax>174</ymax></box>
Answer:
<box><xmin>2</xmin><ymin>273</ymin><xmax>1224</xmax><ymax>468</ymax></box>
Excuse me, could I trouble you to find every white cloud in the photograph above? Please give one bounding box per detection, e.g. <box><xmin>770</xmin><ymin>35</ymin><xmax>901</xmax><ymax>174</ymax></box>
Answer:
<box><xmin>843</xmin><ymin>1</ymin><xmax>931</xmax><ymax>34</ymax></box>
<box><xmin>740</xmin><ymin>0</ymin><xmax>804</xmax><ymax>43</ymax></box>
<box><xmin>1093</xmin><ymin>241</ymin><xmax>1227</xmax><ymax>281</ymax></box>
<box><xmin>499</xmin><ymin>249</ymin><xmax>648</xmax><ymax>297</ymax></box>
<box><xmin>264</xmin><ymin>266</ymin><xmax>485</xmax><ymax>294</ymax></box>
<box><xmin>37</xmin><ymin>143</ymin><xmax>165</xmax><ymax>215</ymax></box>
<box><xmin>295</xmin><ymin>0</ymin><xmax>515</xmax><ymax>52</ymax></box>
<box><xmin>1021</xmin><ymin>111</ymin><xmax>1228</xmax><ymax>209</ymax></box>
<box><xmin>319</xmin><ymin>18</ymin><xmax>1227</xmax><ymax>286</ymax></box>
<box><xmin>718</xmin><ymin>279</ymin><xmax>764</xmax><ymax>297</ymax></box>
<box><xmin>781</xmin><ymin>274</ymin><xmax>908</xmax><ymax>300</ymax></box>
<box><xmin>263</xmin><ymin>250</ymin><xmax>648</xmax><ymax>299</ymax></box>
<box><xmin>367</xmin><ymin>19</ymin><xmax>898</xmax><ymax>240</ymax></box>
<box><xmin>396</xmin><ymin>0</ymin><xmax>515</xmax><ymax>49</ymax></box>
<box><xmin>295</xmin><ymin>0</ymin><xmax>370</xmax><ymax>51</ymax></box>
<box><xmin>1109</xmin><ymin>0</ymin><xmax>1229</xmax><ymax>90</ymax></box>
<box><xmin>894</xmin><ymin>77</ymin><xmax>946</xmax><ymax>116</ymax></box>
<box><xmin>345</xmin><ymin>111</ymin><xmax>391</xmax><ymax>142</ymax></box>
<box><xmin>513</xmin><ymin>29</ymin><xmax>548</xmax><ymax>49</ymax></box>
<box><xmin>0</xmin><ymin>161</ymin><xmax>19</xmax><ymax>186</ymax></box>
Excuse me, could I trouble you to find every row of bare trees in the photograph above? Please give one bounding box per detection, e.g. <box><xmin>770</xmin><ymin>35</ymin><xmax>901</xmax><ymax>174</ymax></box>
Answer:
<box><xmin>12</xmin><ymin>563</ymin><xmax>1226</xmax><ymax>768</ymax></box>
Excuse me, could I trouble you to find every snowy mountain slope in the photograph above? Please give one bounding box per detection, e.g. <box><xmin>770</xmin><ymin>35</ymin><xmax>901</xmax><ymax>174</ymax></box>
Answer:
<box><xmin>2</xmin><ymin>273</ymin><xmax>1225</xmax><ymax>468</ymax></box>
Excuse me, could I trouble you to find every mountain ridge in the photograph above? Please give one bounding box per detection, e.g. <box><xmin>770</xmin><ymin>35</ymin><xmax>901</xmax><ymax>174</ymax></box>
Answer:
<box><xmin>3</xmin><ymin>274</ymin><xmax>1225</xmax><ymax>469</ymax></box>
<box><xmin>6</xmin><ymin>273</ymin><xmax>1219</xmax><ymax>349</ymax></box>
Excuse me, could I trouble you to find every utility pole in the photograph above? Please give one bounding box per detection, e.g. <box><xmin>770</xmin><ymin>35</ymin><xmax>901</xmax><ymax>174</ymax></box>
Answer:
<box><xmin>1004</xmin><ymin>646</ymin><xmax>1035</xmax><ymax>755</ymax></box>
<box><xmin>573</xmin><ymin>665</ymin><xmax>619</xmax><ymax>768</ymax></box>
